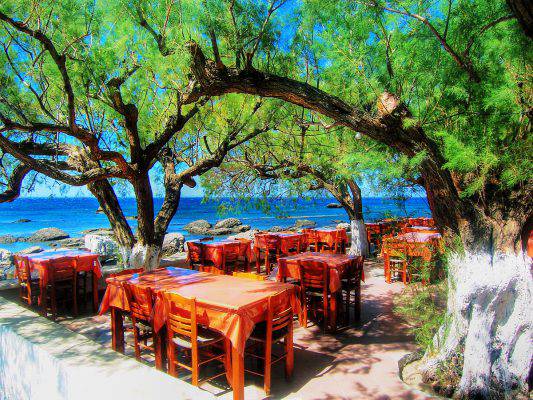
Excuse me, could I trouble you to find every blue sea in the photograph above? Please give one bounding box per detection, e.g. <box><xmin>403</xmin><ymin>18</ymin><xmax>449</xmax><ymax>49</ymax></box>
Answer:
<box><xmin>0</xmin><ymin>197</ymin><xmax>431</xmax><ymax>252</ymax></box>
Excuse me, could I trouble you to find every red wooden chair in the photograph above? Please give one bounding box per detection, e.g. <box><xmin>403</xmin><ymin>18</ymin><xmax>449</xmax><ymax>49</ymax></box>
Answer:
<box><xmin>222</xmin><ymin>241</ymin><xmax>245</xmax><ymax>274</ymax></box>
<box><xmin>164</xmin><ymin>292</ymin><xmax>228</xmax><ymax>386</ymax></box>
<box><xmin>122</xmin><ymin>282</ymin><xmax>156</xmax><ymax>361</ymax></box>
<box><xmin>319</xmin><ymin>231</ymin><xmax>341</xmax><ymax>254</ymax></box>
<box><xmin>382</xmin><ymin>238</ymin><xmax>408</xmax><ymax>284</ymax></box>
<box><xmin>255</xmin><ymin>234</ymin><xmax>280</xmax><ymax>275</ymax></box>
<box><xmin>44</xmin><ymin>257</ymin><xmax>78</xmax><ymax>320</ymax></box>
<box><xmin>13</xmin><ymin>255</ymin><xmax>39</xmax><ymax>306</ymax></box>
<box><xmin>302</xmin><ymin>229</ymin><xmax>318</xmax><ymax>251</ymax></box>
<box><xmin>299</xmin><ymin>260</ymin><xmax>330</xmax><ymax>331</ymax></box>
<box><xmin>245</xmin><ymin>289</ymin><xmax>294</xmax><ymax>395</ymax></box>
<box><xmin>186</xmin><ymin>241</ymin><xmax>204</xmax><ymax>270</ymax></box>
<box><xmin>280</xmin><ymin>235</ymin><xmax>301</xmax><ymax>257</ymax></box>
<box><xmin>341</xmin><ymin>256</ymin><xmax>364</xmax><ymax>324</ymax></box>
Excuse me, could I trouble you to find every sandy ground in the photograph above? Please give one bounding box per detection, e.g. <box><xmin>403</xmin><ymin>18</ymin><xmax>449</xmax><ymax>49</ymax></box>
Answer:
<box><xmin>2</xmin><ymin>259</ymin><xmax>439</xmax><ymax>400</ymax></box>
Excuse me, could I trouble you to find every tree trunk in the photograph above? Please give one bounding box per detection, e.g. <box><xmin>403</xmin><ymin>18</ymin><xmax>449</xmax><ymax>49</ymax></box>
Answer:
<box><xmin>349</xmin><ymin>219</ymin><xmax>369</xmax><ymax>257</ymax></box>
<box><xmin>129</xmin><ymin>242</ymin><xmax>162</xmax><ymax>271</ymax></box>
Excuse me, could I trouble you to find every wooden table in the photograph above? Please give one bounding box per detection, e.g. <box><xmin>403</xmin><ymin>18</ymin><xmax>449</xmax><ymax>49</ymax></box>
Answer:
<box><xmin>277</xmin><ymin>252</ymin><xmax>364</xmax><ymax>329</ymax></box>
<box><xmin>187</xmin><ymin>239</ymin><xmax>251</xmax><ymax>270</ymax></box>
<box><xmin>99</xmin><ymin>267</ymin><xmax>299</xmax><ymax>400</ymax></box>
<box><xmin>27</xmin><ymin>249</ymin><xmax>102</xmax><ymax>313</ymax></box>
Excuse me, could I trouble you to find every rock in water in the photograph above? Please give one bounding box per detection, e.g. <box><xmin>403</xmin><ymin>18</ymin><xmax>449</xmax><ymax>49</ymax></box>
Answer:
<box><xmin>336</xmin><ymin>222</ymin><xmax>351</xmax><ymax>231</ymax></box>
<box><xmin>80</xmin><ymin>228</ymin><xmax>114</xmax><ymax>236</ymax></box>
<box><xmin>49</xmin><ymin>238</ymin><xmax>85</xmax><ymax>248</ymax></box>
<box><xmin>183</xmin><ymin>220</ymin><xmax>212</xmax><ymax>234</ymax></box>
<box><xmin>84</xmin><ymin>234</ymin><xmax>118</xmax><ymax>262</ymax></box>
<box><xmin>27</xmin><ymin>228</ymin><xmax>70</xmax><ymax>242</ymax></box>
<box><xmin>294</xmin><ymin>219</ymin><xmax>316</xmax><ymax>229</ymax></box>
<box><xmin>16</xmin><ymin>246</ymin><xmax>44</xmax><ymax>255</ymax></box>
<box><xmin>326</xmin><ymin>203</ymin><xmax>343</xmax><ymax>208</ymax></box>
<box><xmin>214</xmin><ymin>218</ymin><xmax>242</xmax><ymax>229</ymax></box>
<box><xmin>0</xmin><ymin>249</ymin><xmax>13</xmax><ymax>267</ymax></box>
<box><xmin>13</xmin><ymin>218</ymin><xmax>31</xmax><ymax>223</ymax></box>
<box><xmin>0</xmin><ymin>235</ymin><xmax>19</xmax><ymax>244</ymax></box>
<box><xmin>162</xmin><ymin>233</ymin><xmax>185</xmax><ymax>256</ymax></box>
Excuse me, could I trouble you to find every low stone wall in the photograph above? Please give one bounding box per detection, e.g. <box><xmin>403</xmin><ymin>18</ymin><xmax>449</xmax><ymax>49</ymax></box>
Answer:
<box><xmin>0</xmin><ymin>297</ymin><xmax>214</xmax><ymax>400</ymax></box>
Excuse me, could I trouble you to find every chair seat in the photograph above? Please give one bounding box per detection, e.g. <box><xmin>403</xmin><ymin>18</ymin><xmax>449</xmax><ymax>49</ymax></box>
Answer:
<box><xmin>172</xmin><ymin>327</ymin><xmax>223</xmax><ymax>349</ymax></box>
<box><xmin>249</xmin><ymin>321</ymin><xmax>289</xmax><ymax>343</ymax></box>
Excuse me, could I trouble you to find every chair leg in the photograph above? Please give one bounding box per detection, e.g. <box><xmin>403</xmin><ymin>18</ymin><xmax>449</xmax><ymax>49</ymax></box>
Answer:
<box><xmin>285</xmin><ymin>325</ymin><xmax>294</xmax><ymax>381</ymax></box>
<box><xmin>72</xmin><ymin>276</ymin><xmax>78</xmax><ymax>317</ymax></box>
<box><xmin>191</xmin><ymin>346</ymin><xmax>199</xmax><ymax>386</ymax></box>
<box><xmin>51</xmin><ymin>285</ymin><xmax>57</xmax><ymax>320</ymax></box>
<box><xmin>167</xmin><ymin>333</ymin><xmax>177</xmax><ymax>377</ymax></box>
<box><xmin>132</xmin><ymin>321</ymin><xmax>141</xmax><ymax>360</ymax></box>
<box><xmin>264</xmin><ymin>336</ymin><xmax>272</xmax><ymax>395</ymax></box>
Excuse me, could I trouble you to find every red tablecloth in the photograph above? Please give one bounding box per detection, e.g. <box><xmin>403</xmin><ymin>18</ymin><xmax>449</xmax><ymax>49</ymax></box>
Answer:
<box><xmin>313</xmin><ymin>228</ymin><xmax>348</xmax><ymax>246</ymax></box>
<box><xmin>25</xmin><ymin>249</ymin><xmax>102</xmax><ymax>286</ymax></box>
<box><xmin>395</xmin><ymin>232</ymin><xmax>441</xmax><ymax>243</ymax></box>
<box><xmin>277</xmin><ymin>252</ymin><xmax>364</xmax><ymax>293</ymax></box>
<box><xmin>100</xmin><ymin>267</ymin><xmax>299</xmax><ymax>356</ymax></box>
<box><xmin>254</xmin><ymin>232</ymin><xmax>305</xmax><ymax>254</ymax></box>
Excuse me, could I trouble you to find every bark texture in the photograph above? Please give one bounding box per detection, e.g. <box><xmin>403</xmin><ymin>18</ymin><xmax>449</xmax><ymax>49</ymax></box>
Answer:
<box><xmin>421</xmin><ymin>251</ymin><xmax>532</xmax><ymax>399</ymax></box>
<box><xmin>349</xmin><ymin>219</ymin><xmax>369</xmax><ymax>257</ymax></box>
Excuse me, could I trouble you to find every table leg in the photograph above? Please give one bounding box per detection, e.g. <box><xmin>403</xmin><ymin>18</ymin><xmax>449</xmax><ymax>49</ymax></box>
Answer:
<box><xmin>255</xmin><ymin>248</ymin><xmax>260</xmax><ymax>274</ymax></box>
<box><xmin>154</xmin><ymin>325</ymin><xmax>167</xmax><ymax>371</ymax></box>
<box><xmin>39</xmin><ymin>275</ymin><xmax>47</xmax><ymax>317</ymax></box>
<box><xmin>285</xmin><ymin>323</ymin><xmax>294</xmax><ymax>380</ymax></box>
<box><xmin>111</xmin><ymin>307</ymin><xmax>125</xmax><ymax>353</ymax></box>
<box><xmin>354</xmin><ymin>279</ymin><xmax>362</xmax><ymax>322</ymax></box>
<box><xmin>330</xmin><ymin>293</ymin><xmax>337</xmax><ymax>332</ymax></box>
<box><xmin>92</xmin><ymin>271</ymin><xmax>99</xmax><ymax>313</ymax></box>
<box><xmin>231</xmin><ymin>344</ymin><xmax>245</xmax><ymax>400</ymax></box>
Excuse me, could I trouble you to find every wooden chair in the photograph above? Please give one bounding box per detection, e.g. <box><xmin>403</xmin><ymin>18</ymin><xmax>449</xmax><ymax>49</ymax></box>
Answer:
<box><xmin>382</xmin><ymin>239</ymin><xmax>408</xmax><ymax>284</ymax></box>
<box><xmin>299</xmin><ymin>260</ymin><xmax>330</xmax><ymax>331</ymax></box>
<box><xmin>45</xmin><ymin>257</ymin><xmax>78</xmax><ymax>320</ymax></box>
<box><xmin>164</xmin><ymin>293</ymin><xmax>228</xmax><ymax>386</ymax></box>
<box><xmin>245</xmin><ymin>289</ymin><xmax>294</xmax><ymax>395</ymax></box>
<box><xmin>302</xmin><ymin>229</ymin><xmax>318</xmax><ymax>251</ymax></box>
<box><xmin>186</xmin><ymin>242</ymin><xmax>204</xmax><ymax>270</ymax></box>
<box><xmin>255</xmin><ymin>235</ymin><xmax>280</xmax><ymax>275</ymax></box>
<box><xmin>122</xmin><ymin>282</ymin><xmax>156</xmax><ymax>361</ymax></box>
<box><xmin>222</xmin><ymin>241</ymin><xmax>245</xmax><ymax>274</ymax></box>
<box><xmin>279</xmin><ymin>236</ymin><xmax>301</xmax><ymax>257</ymax></box>
<box><xmin>341</xmin><ymin>256</ymin><xmax>364</xmax><ymax>324</ymax></box>
<box><xmin>232</xmin><ymin>271</ymin><xmax>267</xmax><ymax>280</ymax></box>
<box><xmin>319</xmin><ymin>231</ymin><xmax>340</xmax><ymax>254</ymax></box>
<box><xmin>13</xmin><ymin>255</ymin><xmax>39</xmax><ymax>306</ymax></box>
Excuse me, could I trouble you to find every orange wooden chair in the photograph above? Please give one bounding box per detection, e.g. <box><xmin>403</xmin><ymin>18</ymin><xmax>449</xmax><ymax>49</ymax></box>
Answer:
<box><xmin>319</xmin><ymin>231</ymin><xmax>340</xmax><ymax>254</ymax></box>
<box><xmin>44</xmin><ymin>256</ymin><xmax>78</xmax><ymax>320</ymax></box>
<box><xmin>122</xmin><ymin>282</ymin><xmax>156</xmax><ymax>361</ymax></box>
<box><xmin>245</xmin><ymin>289</ymin><xmax>294</xmax><ymax>395</ymax></box>
<box><xmin>232</xmin><ymin>271</ymin><xmax>267</xmax><ymax>280</ymax></box>
<box><xmin>222</xmin><ymin>241</ymin><xmax>245</xmax><ymax>274</ymax></box>
<box><xmin>341</xmin><ymin>256</ymin><xmax>364</xmax><ymax>324</ymax></box>
<box><xmin>164</xmin><ymin>292</ymin><xmax>228</xmax><ymax>386</ymax></box>
<box><xmin>13</xmin><ymin>255</ymin><xmax>40</xmax><ymax>306</ymax></box>
<box><xmin>382</xmin><ymin>238</ymin><xmax>408</xmax><ymax>284</ymax></box>
<box><xmin>280</xmin><ymin>235</ymin><xmax>301</xmax><ymax>257</ymax></box>
<box><xmin>299</xmin><ymin>260</ymin><xmax>330</xmax><ymax>331</ymax></box>
<box><xmin>255</xmin><ymin>234</ymin><xmax>280</xmax><ymax>275</ymax></box>
<box><xmin>302</xmin><ymin>229</ymin><xmax>318</xmax><ymax>251</ymax></box>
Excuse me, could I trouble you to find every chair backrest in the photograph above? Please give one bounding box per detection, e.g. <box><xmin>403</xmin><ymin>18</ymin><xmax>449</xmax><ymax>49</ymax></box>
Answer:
<box><xmin>282</xmin><ymin>236</ymin><xmax>301</xmax><ymax>255</ymax></box>
<box><xmin>13</xmin><ymin>255</ymin><xmax>31</xmax><ymax>282</ymax></box>
<box><xmin>264</xmin><ymin>234</ymin><xmax>281</xmax><ymax>251</ymax></box>
<box><xmin>164</xmin><ymin>292</ymin><xmax>198</xmax><ymax>343</ymax></box>
<box><xmin>123</xmin><ymin>282</ymin><xmax>154</xmax><ymax>321</ymax></box>
<box><xmin>267</xmin><ymin>289</ymin><xmax>293</xmax><ymax>334</ymax></box>
<box><xmin>223</xmin><ymin>242</ymin><xmax>242</xmax><ymax>263</ymax></box>
<box><xmin>109</xmin><ymin>267</ymin><xmax>144</xmax><ymax>278</ymax></box>
<box><xmin>232</xmin><ymin>271</ymin><xmax>267</xmax><ymax>280</ymax></box>
<box><xmin>50</xmin><ymin>257</ymin><xmax>76</xmax><ymax>282</ymax></box>
<box><xmin>382</xmin><ymin>238</ymin><xmax>407</xmax><ymax>258</ymax></box>
<box><xmin>187</xmin><ymin>241</ymin><xmax>204</xmax><ymax>264</ymax></box>
<box><xmin>299</xmin><ymin>260</ymin><xmax>329</xmax><ymax>290</ymax></box>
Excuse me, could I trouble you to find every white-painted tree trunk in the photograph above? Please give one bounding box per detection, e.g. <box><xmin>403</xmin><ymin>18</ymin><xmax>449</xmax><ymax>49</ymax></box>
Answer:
<box><xmin>348</xmin><ymin>219</ymin><xmax>369</xmax><ymax>257</ymax></box>
<box><xmin>129</xmin><ymin>243</ymin><xmax>162</xmax><ymax>271</ymax></box>
<box><xmin>420</xmin><ymin>251</ymin><xmax>532</xmax><ymax>398</ymax></box>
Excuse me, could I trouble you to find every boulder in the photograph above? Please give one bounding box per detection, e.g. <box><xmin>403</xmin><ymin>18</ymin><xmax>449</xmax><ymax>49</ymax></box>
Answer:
<box><xmin>293</xmin><ymin>219</ymin><xmax>316</xmax><ymax>229</ymax></box>
<box><xmin>183</xmin><ymin>220</ymin><xmax>212</xmax><ymax>234</ymax></box>
<box><xmin>13</xmin><ymin>218</ymin><xmax>31</xmax><ymax>223</ymax></box>
<box><xmin>326</xmin><ymin>202</ymin><xmax>343</xmax><ymax>208</ymax></box>
<box><xmin>336</xmin><ymin>222</ymin><xmax>351</xmax><ymax>232</ymax></box>
<box><xmin>84</xmin><ymin>234</ymin><xmax>118</xmax><ymax>262</ymax></box>
<box><xmin>162</xmin><ymin>233</ymin><xmax>185</xmax><ymax>256</ymax></box>
<box><xmin>49</xmin><ymin>237</ymin><xmax>85</xmax><ymax>249</ymax></box>
<box><xmin>80</xmin><ymin>228</ymin><xmax>114</xmax><ymax>236</ymax></box>
<box><xmin>27</xmin><ymin>227</ymin><xmax>69</xmax><ymax>242</ymax></box>
<box><xmin>228</xmin><ymin>230</ymin><xmax>258</xmax><ymax>241</ymax></box>
<box><xmin>208</xmin><ymin>227</ymin><xmax>234</xmax><ymax>236</ymax></box>
<box><xmin>0</xmin><ymin>249</ymin><xmax>13</xmax><ymax>267</ymax></box>
<box><xmin>268</xmin><ymin>226</ymin><xmax>285</xmax><ymax>232</ymax></box>
<box><xmin>16</xmin><ymin>246</ymin><xmax>44</xmax><ymax>255</ymax></box>
<box><xmin>234</xmin><ymin>224</ymin><xmax>251</xmax><ymax>233</ymax></box>
<box><xmin>214</xmin><ymin>218</ymin><xmax>242</xmax><ymax>229</ymax></box>
<box><xmin>0</xmin><ymin>234</ymin><xmax>19</xmax><ymax>244</ymax></box>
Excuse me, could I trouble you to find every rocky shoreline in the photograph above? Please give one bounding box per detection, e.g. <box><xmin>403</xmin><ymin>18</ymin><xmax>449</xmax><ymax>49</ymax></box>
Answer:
<box><xmin>1</xmin><ymin>217</ymin><xmax>350</xmax><ymax>280</ymax></box>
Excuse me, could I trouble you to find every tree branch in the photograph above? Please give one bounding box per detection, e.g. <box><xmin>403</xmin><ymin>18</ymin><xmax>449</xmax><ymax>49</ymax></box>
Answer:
<box><xmin>0</xmin><ymin>163</ymin><xmax>30</xmax><ymax>202</ymax></box>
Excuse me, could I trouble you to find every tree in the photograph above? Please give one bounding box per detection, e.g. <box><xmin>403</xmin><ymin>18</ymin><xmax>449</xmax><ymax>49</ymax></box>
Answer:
<box><xmin>0</xmin><ymin>2</ymin><xmax>273</xmax><ymax>269</ymax></box>
<box><xmin>176</xmin><ymin>1</ymin><xmax>532</xmax><ymax>397</ymax></box>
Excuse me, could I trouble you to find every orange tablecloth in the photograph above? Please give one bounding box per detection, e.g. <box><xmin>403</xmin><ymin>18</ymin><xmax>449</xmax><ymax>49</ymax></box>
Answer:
<box><xmin>277</xmin><ymin>252</ymin><xmax>364</xmax><ymax>293</ymax></box>
<box><xmin>100</xmin><ymin>267</ymin><xmax>299</xmax><ymax>356</ymax></box>
<box><xmin>254</xmin><ymin>232</ymin><xmax>305</xmax><ymax>254</ymax></box>
<box><xmin>26</xmin><ymin>249</ymin><xmax>102</xmax><ymax>287</ymax></box>
<box><xmin>187</xmin><ymin>239</ymin><xmax>252</xmax><ymax>268</ymax></box>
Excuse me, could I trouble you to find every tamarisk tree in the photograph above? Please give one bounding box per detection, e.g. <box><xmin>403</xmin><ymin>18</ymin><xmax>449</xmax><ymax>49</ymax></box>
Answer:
<box><xmin>177</xmin><ymin>1</ymin><xmax>532</xmax><ymax>397</ymax></box>
<box><xmin>0</xmin><ymin>2</ymin><xmax>273</xmax><ymax>269</ymax></box>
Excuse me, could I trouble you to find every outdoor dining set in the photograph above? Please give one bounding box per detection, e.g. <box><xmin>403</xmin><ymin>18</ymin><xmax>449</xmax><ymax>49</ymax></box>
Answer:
<box><xmin>11</xmin><ymin>218</ymin><xmax>441</xmax><ymax>400</ymax></box>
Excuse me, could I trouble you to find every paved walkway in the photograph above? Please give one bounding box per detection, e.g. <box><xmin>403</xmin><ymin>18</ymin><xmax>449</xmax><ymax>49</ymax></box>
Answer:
<box><xmin>1</xmin><ymin>259</ymin><xmax>438</xmax><ymax>399</ymax></box>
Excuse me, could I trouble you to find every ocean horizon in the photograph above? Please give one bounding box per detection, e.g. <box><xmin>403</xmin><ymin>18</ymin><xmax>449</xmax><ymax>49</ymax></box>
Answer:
<box><xmin>0</xmin><ymin>196</ymin><xmax>431</xmax><ymax>252</ymax></box>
